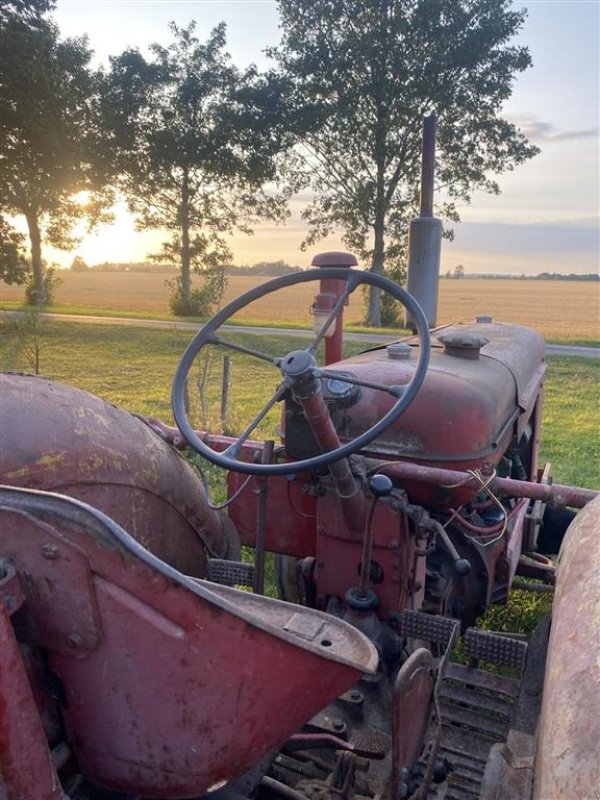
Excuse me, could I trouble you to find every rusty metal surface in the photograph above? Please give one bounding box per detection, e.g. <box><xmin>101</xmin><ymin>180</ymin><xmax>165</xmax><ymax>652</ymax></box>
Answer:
<box><xmin>227</xmin><ymin>471</ymin><xmax>317</xmax><ymax>556</ymax></box>
<box><xmin>534</xmin><ymin>495</ymin><xmax>600</xmax><ymax>800</ymax></box>
<box><xmin>0</xmin><ymin>559</ymin><xmax>25</xmax><ymax>616</ymax></box>
<box><xmin>316</xmin><ymin>493</ymin><xmax>414</xmax><ymax>619</ymax></box>
<box><xmin>392</xmin><ymin>648</ymin><xmax>434</xmax><ymax>796</ymax></box>
<box><xmin>380</xmin><ymin>460</ymin><xmax>598</xmax><ymax>509</ymax></box>
<box><xmin>0</xmin><ymin>589</ymin><xmax>63</xmax><ymax>800</ymax></box>
<box><xmin>1</xmin><ymin>514</ymin><xmax>102</xmax><ymax>656</ymax></box>
<box><xmin>1</xmin><ymin>486</ymin><xmax>376</xmax><ymax>798</ymax></box>
<box><xmin>334</xmin><ymin>321</ymin><xmax>544</xmax><ymax>472</ymax></box>
<box><xmin>0</xmin><ymin>373</ymin><xmax>233</xmax><ymax>576</ymax></box>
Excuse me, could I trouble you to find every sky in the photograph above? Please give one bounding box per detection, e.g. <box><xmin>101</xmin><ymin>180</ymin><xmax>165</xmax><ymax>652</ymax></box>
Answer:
<box><xmin>49</xmin><ymin>0</ymin><xmax>599</xmax><ymax>276</ymax></box>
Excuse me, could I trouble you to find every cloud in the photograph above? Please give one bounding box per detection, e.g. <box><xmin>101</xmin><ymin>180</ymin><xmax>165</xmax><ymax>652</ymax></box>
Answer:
<box><xmin>448</xmin><ymin>220</ymin><xmax>599</xmax><ymax>257</ymax></box>
<box><xmin>510</xmin><ymin>116</ymin><xmax>599</xmax><ymax>143</ymax></box>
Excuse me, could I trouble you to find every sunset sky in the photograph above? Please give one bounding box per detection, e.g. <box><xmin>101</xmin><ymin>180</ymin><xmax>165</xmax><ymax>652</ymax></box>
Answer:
<box><xmin>49</xmin><ymin>0</ymin><xmax>599</xmax><ymax>275</ymax></box>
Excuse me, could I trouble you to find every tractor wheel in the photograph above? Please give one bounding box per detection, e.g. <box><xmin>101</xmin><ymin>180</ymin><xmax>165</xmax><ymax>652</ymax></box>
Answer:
<box><xmin>275</xmin><ymin>554</ymin><xmax>305</xmax><ymax>605</ymax></box>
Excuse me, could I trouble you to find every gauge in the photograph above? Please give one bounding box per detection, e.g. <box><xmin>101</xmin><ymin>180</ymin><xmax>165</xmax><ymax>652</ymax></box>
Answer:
<box><xmin>325</xmin><ymin>377</ymin><xmax>353</xmax><ymax>397</ymax></box>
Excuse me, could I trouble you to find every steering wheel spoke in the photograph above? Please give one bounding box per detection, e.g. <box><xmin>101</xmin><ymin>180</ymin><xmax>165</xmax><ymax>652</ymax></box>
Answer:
<box><xmin>224</xmin><ymin>381</ymin><xmax>290</xmax><ymax>459</ymax></box>
<box><xmin>211</xmin><ymin>333</ymin><xmax>282</xmax><ymax>367</ymax></box>
<box><xmin>172</xmin><ymin>267</ymin><xmax>430</xmax><ymax>475</ymax></box>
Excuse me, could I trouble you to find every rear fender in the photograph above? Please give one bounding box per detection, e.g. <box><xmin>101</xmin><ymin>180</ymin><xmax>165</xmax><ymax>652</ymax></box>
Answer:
<box><xmin>534</xmin><ymin>495</ymin><xmax>600</xmax><ymax>798</ymax></box>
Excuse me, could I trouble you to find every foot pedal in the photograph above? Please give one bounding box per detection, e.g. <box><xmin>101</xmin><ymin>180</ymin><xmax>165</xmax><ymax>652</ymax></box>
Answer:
<box><xmin>464</xmin><ymin>628</ymin><xmax>528</xmax><ymax>671</ymax></box>
<box><xmin>393</xmin><ymin>609</ymin><xmax>459</xmax><ymax>650</ymax></box>
<box><xmin>207</xmin><ymin>559</ymin><xmax>255</xmax><ymax>588</ymax></box>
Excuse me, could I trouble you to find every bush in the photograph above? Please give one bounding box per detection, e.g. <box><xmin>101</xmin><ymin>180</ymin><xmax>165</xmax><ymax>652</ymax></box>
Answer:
<box><xmin>168</xmin><ymin>277</ymin><xmax>213</xmax><ymax>317</ymax></box>
<box><xmin>25</xmin><ymin>266</ymin><xmax>61</xmax><ymax>306</ymax></box>
<box><xmin>380</xmin><ymin>292</ymin><xmax>402</xmax><ymax>326</ymax></box>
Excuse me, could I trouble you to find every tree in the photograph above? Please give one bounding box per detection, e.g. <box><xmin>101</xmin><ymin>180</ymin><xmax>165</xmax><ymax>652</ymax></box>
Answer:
<box><xmin>104</xmin><ymin>22</ymin><xmax>291</xmax><ymax>315</ymax></box>
<box><xmin>0</xmin><ymin>216</ymin><xmax>28</xmax><ymax>285</ymax></box>
<box><xmin>453</xmin><ymin>264</ymin><xmax>465</xmax><ymax>279</ymax></box>
<box><xmin>0</xmin><ymin>0</ymin><xmax>55</xmax><ymax>26</ymax></box>
<box><xmin>0</xmin><ymin>13</ymin><xmax>112</xmax><ymax>304</ymax></box>
<box><xmin>271</xmin><ymin>0</ymin><xmax>539</xmax><ymax>325</ymax></box>
<box><xmin>70</xmin><ymin>256</ymin><xmax>89</xmax><ymax>271</ymax></box>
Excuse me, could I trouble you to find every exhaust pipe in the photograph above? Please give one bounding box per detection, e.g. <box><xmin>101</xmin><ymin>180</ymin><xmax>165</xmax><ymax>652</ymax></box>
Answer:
<box><xmin>405</xmin><ymin>115</ymin><xmax>443</xmax><ymax>330</ymax></box>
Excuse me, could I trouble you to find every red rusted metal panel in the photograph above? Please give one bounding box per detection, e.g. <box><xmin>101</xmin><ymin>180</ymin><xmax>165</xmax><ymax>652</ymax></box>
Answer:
<box><xmin>227</xmin><ymin>472</ymin><xmax>317</xmax><ymax>556</ymax></box>
<box><xmin>534</xmin><ymin>495</ymin><xmax>600</xmax><ymax>799</ymax></box>
<box><xmin>2</xmin><ymin>487</ymin><xmax>376</xmax><ymax>798</ymax></box>
<box><xmin>0</xmin><ymin>374</ymin><xmax>234</xmax><ymax>576</ymax></box>
<box><xmin>0</xmin><ymin>569</ymin><xmax>63</xmax><ymax>800</ymax></box>
<box><xmin>329</xmin><ymin>322</ymin><xmax>545</xmax><ymax>474</ymax></box>
<box><xmin>392</xmin><ymin>648</ymin><xmax>434</xmax><ymax>796</ymax></box>
<box><xmin>316</xmin><ymin>493</ymin><xmax>416</xmax><ymax>618</ymax></box>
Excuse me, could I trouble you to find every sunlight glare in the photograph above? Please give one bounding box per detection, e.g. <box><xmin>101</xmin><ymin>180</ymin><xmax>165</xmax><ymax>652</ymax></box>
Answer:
<box><xmin>72</xmin><ymin>190</ymin><xmax>91</xmax><ymax>206</ymax></box>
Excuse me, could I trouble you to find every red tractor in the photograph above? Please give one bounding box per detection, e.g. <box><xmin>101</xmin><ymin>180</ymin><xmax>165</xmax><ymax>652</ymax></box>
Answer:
<box><xmin>1</xmin><ymin>254</ymin><xmax>598</xmax><ymax>800</ymax></box>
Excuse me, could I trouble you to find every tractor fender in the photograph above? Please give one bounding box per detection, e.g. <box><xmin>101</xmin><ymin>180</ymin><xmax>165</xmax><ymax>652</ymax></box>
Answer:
<box><xmin>534</xmin><ymin>494</ymin><xmax>600</xmax><ymax>798</ymax></box>
<box><xmin>0</xmin><ymin>373</ymin><xmax>236</xmax><ymax>577</ymax></box>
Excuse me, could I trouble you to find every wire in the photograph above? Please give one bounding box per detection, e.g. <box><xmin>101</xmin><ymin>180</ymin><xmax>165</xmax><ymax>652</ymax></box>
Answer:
<box><xmin>198</xmin><ymin>468</ymin><xmax>253</xmax><ymax>510</ymax></box>
<box><xmin>442</xmin><ymin>468</ymin><xmax>508</xmax><ymax>547</ymax></box>
<box><xmin>286</xmin><ymin>479</ymin><xmax>317</xmax><ymax>519</ymax></box>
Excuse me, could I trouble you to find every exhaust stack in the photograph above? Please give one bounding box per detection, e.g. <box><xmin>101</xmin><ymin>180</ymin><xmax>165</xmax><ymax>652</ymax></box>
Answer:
<box><xmin>405</xmin><ymin>115</ymin><xmax>443</xmax><ymax>330</ymax></box>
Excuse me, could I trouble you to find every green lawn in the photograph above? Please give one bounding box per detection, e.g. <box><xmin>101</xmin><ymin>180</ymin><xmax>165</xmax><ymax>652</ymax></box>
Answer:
<box><xmin>2</xmin><ymin>318</ymin><xmax>597</xmax><ymax>490</ymax></box>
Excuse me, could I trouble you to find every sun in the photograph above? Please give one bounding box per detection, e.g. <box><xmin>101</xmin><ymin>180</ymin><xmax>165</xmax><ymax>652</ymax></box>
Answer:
<box><xmin>72</xmin><ymin>190</ymin><xmax>91</xmax><ymax>206</ymax></box>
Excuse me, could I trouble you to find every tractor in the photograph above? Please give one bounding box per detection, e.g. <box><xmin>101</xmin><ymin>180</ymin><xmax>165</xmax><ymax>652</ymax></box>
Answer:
<box><xmin>1</xmin><ymin>124</ymin><xmax>598</xmax><ymax>800</ymax></box>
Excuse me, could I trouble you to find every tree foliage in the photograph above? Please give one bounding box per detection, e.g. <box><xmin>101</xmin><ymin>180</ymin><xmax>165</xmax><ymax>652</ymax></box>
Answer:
<box><xmin>70</xmin><ymin>256</ymin><xmax>90</xmax><ymax>271</ymax></box>
<box><xmin>104</xmin><ymin>22</ymin><xmax>292</xmax><ymax>315</ymax></box>
<box><xmin>271</xmin><ymin>0</ymin><xmax>539</xmax><ymax>324</ymax></box>
<box><xmin>0</xmin><ymin>12</ymin><xmax>112</xmax><ymax>304</ymax></box>
<box><xmin>0</xmin><ymin>216</ymin><xmax>28</xmax><ymax>285</ymax></box>
<box><xmin>0</xmin><ymin>0</ymin><xmax>55</xmax><ymax>26</ymax></box>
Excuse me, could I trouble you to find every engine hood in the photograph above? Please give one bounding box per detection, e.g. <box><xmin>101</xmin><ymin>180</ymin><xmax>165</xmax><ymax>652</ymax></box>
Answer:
<box><xmin>326</xmin><ymin>321</ymin><xmax>546</xmax><ymax>470</ymax></box>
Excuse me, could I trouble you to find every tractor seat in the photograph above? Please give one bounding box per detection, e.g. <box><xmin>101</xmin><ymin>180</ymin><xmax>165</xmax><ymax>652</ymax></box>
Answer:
<box><xmin>0</xmin><ymin>485</ymin><xmax>376</xmax><ymax>799</ymax></box>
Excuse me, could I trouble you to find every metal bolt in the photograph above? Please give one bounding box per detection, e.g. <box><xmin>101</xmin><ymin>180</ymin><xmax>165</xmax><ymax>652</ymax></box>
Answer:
<box><xmin>66</xmin><ymin>632</ymin><xmax>82</xmax><ymax>650</ymax></box>
<box><xmin>41</xmin><ymin>543</ymin><xmax>59</xmax><ymax>560</ymax></box>
<box><xmin>2</xmin><ymin>595</ymin><xmax>15</xmax><ymax>611</ymax></box>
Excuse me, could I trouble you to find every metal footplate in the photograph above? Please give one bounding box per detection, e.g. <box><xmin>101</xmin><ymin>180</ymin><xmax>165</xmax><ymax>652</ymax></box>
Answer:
<box><xmin>463</xmin><ymin>628</ymin><xmax>528</xmax><ymax>671</ymax></box>
<box><xmin>412</xmin><ymin>628</ymin><xmax>529</xmax><ymax>800</ymax></box>
<box><xmin>394</xmin><ymin>609</ymin><xmax>460</xmax><ymax>651</ymax></box>
<box><xmin>207</xmin><ymin>558</ymin><xmax>255</xmax><ymax>588</ymax></box>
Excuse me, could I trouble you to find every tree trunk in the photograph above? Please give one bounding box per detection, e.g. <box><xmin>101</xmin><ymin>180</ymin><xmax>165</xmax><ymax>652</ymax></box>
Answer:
<box><xmin>367</xmin><ymin>99</ymin><xmax>387</xmax><ymax>327</ymax></box>
<box><xmin>367</xmin><ymin>217</ymin><xmax>385</xmax><ymax>326</ymax></box>
<box><xmin>180</xmin><ymin>171</ymin><xmax>191</xmax><ymax>305</ymax></box>
<box><xmin>25</xmin><ymin>209</ymin><xmax>46</xmax><ymax>305</ymax></box>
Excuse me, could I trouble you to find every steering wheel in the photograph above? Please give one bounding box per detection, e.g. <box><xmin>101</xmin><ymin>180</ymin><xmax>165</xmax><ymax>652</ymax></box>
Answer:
<box><xmin>172</xmin><ymin>268</ymin><xmax>430</xmax><ymax>475</ymax></box>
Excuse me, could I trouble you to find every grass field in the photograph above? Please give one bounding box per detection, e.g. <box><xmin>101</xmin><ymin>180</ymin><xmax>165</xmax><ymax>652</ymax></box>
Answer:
<box><xmin>2</xmin><ymin>270</ymin><xmax>599</xmax><ymax>344</ymax></box>
<box><xmin>1</xmin><ymin>318</ymin><xmax>598</xmax><ymax>490</ymax></box>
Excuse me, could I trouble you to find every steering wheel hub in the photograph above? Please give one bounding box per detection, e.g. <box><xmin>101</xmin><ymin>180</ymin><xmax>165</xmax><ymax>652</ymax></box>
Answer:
<box><xmin>281</xmin><ymin>350</ymin><xmax>316</xmax><ymax>377</ymax></box>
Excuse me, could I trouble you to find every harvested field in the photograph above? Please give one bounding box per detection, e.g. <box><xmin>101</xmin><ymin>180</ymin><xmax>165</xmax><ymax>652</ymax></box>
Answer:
<box><xmin>1</xmin><ymin>270</ymin><xmax>598</xmax><ymax>343</ymax></box>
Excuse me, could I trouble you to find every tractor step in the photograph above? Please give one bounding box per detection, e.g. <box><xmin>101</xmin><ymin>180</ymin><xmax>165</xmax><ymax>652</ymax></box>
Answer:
<box><xmin>207</xmin><ymin>558</ymin><xmax>255</xmax><ymax>588</ymax></box>
<box><xmin>410</xmin><ymin>622</ymin><xmax>547</xmax><ymax>800</ymax></box>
